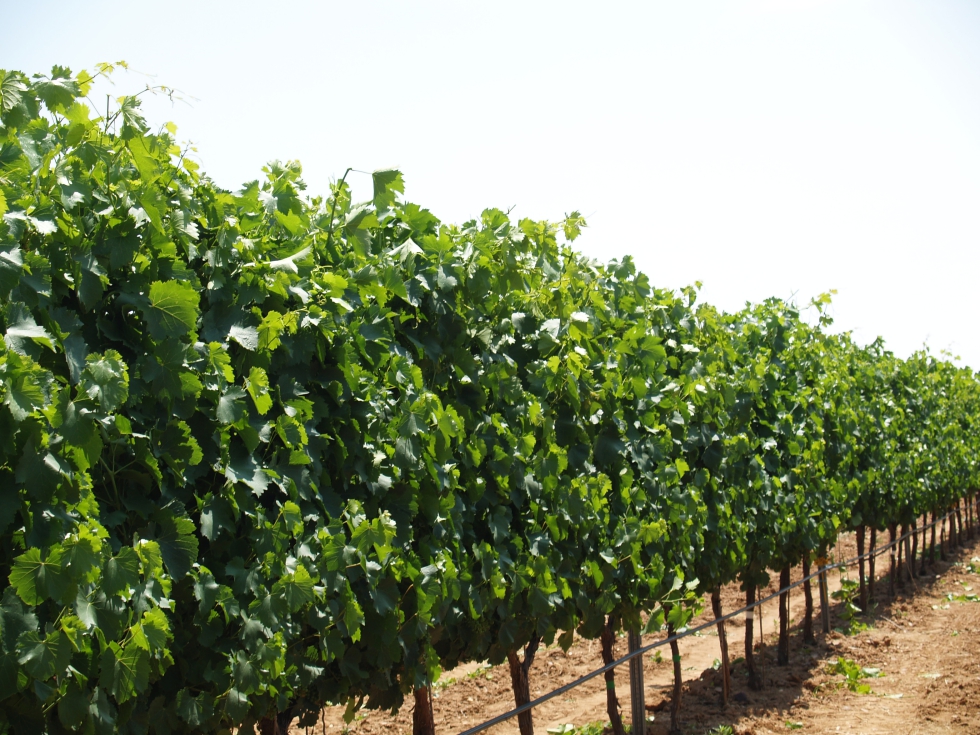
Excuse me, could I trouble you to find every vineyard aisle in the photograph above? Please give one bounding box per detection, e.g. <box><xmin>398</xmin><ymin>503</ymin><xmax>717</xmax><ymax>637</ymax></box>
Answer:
<box><xmin>317</xmin><ymin>531</ymin><xmax>980</xmax><ymax>735</ymax></box>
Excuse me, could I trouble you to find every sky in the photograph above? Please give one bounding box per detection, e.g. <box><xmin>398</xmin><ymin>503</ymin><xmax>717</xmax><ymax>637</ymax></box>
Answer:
<box><xmin>6</xmin><ymin>0</ymin><xmax>980</xmax><ymax>368</ymax></box>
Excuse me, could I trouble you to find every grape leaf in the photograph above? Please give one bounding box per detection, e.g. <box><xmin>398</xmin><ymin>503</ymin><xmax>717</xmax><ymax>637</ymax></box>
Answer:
<box><xmin>102</xmin><ymin>548</ymin><xmax>141</xmax><ymax>598</ymax></box>
<box><xmin>9</xmin><ymin>547</ymin><xmax>67</xmax><ymax>605</ymax></box>
<box><xmin>154</xmin><ymin>510</ymin><xmax>199</xmax><ymax>579</ymax></box>
<box><xmin>246</xmin><ymin>366</ymin><xmax>273</xmax><ymax>415</ymax></box>
<box><xmin>80</xmin><ymin>350</ymin><xmax>129</xmax><ymax>411</ymax></box>
<box><xmin>16</xmin><ymin>629</ymin><xmax>71</xmax><ymax>680</ymax></box>
<box><xmin>144</xmin><ymin>280</ymin><xmax>200</xmax><ymax>340</ymax></box>
<box><xmin>372</xmin><ymin>168</ymin><xmax>404</xmax><ymax>211</ymax></box>
<box><xmin>99</xmin><ymin>641</ymin><xmax>149</xmax><ymax>703</ymax></box>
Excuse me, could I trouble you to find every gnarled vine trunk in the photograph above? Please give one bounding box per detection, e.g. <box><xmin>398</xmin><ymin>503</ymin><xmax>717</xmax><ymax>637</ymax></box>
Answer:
<box><xmin>667</xmin><ymin>622</ymin><xmax>683</xmax><ymax>735</ymax></box>
<box><xmin>413</xmin><ymin>686</ymin><xmax>435</xmax><ymax>735</ymax></box>
<box><xmin>507</xmin><ymin>637</ymin><xmax>540</xmax><ymax>735</ymax></box>
<box><xmin>258</xmin><ymin>707</ymin><xmax>295</xmax><ymax>735</ymax></box>
<box><xmin>801</xmin><ymin>555</ymin><xmax>815</xmax><ymax>644</ymax></box>
<box><xmin>599</xmin><ymin>617</ymin><xmax>625</xmax><ymax>735</ymax></box>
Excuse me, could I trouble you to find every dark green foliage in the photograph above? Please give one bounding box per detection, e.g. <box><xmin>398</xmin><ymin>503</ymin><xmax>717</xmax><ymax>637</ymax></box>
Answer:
<box><xmin>1</xmin><ymin>65</ymin><xmax>979</xmax><ymax>735</ymax></box>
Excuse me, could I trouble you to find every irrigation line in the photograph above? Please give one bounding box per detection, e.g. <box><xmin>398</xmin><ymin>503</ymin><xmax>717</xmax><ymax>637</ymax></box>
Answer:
<box><xmin>456</xmin><ymin>504</ymin><xmax>972</xmax><ymax>735</ymax></box>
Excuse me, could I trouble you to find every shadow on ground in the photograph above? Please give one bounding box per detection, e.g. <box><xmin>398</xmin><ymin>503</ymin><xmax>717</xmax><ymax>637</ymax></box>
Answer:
<box><xmin>641</xmin><ymin>540</ymin><xmax>978</xmax><ymax>735</ymax></box>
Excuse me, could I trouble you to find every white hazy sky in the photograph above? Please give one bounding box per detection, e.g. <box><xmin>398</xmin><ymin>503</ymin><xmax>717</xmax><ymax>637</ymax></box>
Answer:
<box><xmin>6</xmin><ymin>1</ymin><xmax>980</xmax><ymax>368</ymax></box>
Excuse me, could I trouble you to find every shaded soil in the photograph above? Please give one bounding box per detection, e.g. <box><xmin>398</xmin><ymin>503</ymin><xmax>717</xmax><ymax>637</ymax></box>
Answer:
<box><xmin>306</xmin><ymin>527</ymin><xmax>980</xmax><ymax>735</ymax></box>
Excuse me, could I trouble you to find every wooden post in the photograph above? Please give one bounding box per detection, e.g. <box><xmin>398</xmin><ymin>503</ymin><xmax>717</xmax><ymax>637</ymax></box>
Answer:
<box><xmin>777</xmin><ymin>565</ymin><xmax>791</xmax><ymax>665</ymax></box>
<box><xmin>868</xmin><ymin>527</ymin><xmax>877</xmax><ymax>602</ymax></box>
<box><xmin>818</xmin><ymin>560</ymin><xmax>831</xmax><ymax>634</ymax></box>
<box><xmin>628</xmin><ymin>628</ymin><xmax>645</xmax><ymax>735</ymax></box>
<box><xmin>744</xmin><ymin>585</ymin><xmax>762</xmax><ymax>690</ymax></box>
<box><xmin>888</xmin><ymin>523</ymin><xmax>898</xmax><ymax>595</ymax></box>
<box><xmin>856</xmin><ymin>526</ymin><xmax>867</xmax><ymax>611</ymax></box>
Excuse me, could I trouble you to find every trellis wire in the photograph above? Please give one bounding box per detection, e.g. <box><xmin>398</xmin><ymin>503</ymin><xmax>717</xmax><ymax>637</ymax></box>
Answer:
<box><xmin>456</xmin><ymin>503</ymin><xmax>972</xmax><ymax>735</ymax></box>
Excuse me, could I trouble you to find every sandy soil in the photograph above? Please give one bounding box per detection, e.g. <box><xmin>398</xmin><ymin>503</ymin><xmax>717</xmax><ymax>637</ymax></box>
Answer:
<box><xmin>307</xmin><ymin>525</ymin><xmax>980</xmax><ymax>735</ymax></box>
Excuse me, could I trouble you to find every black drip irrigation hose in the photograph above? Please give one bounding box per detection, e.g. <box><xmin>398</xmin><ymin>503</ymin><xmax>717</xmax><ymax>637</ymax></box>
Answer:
<box><xmin>456</xmin><ymin>505</ymin><xmax>969</xmax><ymax>735</ymax></box>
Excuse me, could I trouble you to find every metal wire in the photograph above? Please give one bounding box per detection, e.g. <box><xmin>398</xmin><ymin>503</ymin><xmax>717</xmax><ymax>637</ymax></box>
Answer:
<box><xmin>456</xmin><ymin>504</ymin><xmax>971</xmax><ymax>735</ymax></box>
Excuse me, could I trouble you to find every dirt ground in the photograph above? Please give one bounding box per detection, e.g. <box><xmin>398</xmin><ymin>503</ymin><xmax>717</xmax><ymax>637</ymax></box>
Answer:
<box><xmin>309</xmin><ymin>525</ymin><xmax>980</xmax><ymax>735</ymax></box>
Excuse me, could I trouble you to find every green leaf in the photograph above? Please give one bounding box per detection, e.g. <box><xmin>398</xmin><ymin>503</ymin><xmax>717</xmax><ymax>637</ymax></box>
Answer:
<box><xmin>224</xmin><ymin>687</ymin><xmax>249</xmax><ymax>720</ymax></box>
<box><xmin>226</xmin><ymin>448</ymin><xmax>272</xmax><ymax>496</ymax></box>
<box><xmin>154</xmin><ymin>509</ymin><xmax>199</xmax><ymax>579</ymax></box>
<box><xmin>282</xmin><ymin>501</ymin><xmax>303</xmax><ymax>535</ymax></box>
<box><xmin>562</xmin><ymin>211</ymin><xmax>587</xmax><ymax>241</ymax></box>
<box><xmin>217</xmin><ymin>386</ymin><xmax>248</xmax><ymax>424</ymax></box>
<box><xmin>274</xmin><ymin>211</ymin><xmax>304</xmax><ymax>236</ymax></box>
<box><xmin>0</xmin><ymin>71</ymin><xmax>29</xmax><ymax>116</ymax></box>
<box><xmin>228</xmin><ymin>324</ymin><xmax>258</xmax><ymax>351</ymax></box>
<box><xmin>103</xmin><ymin>547</ymin><xmax>141</xmax><ymax>598</ymax></box>
<box><xmin>63</xmin><ymin>528</ymin><xmax>102</xmax><ymax>585</ymax></box>
<box><xmin>232</xmin><ymin>651</ymin><xmax>259</xmax><ymax>694</ymax></box>
<box><xmin>79</xmin><ymin>350</ymin><xmax>129</xmax><ymax>411</ymax></box>
<box><xmin>117</xmin><ymin>95</ymin><xmax>148</xmax><ymax>139</ymax></box>
<box><xmin>193</xmin><ymin>570</ymin><xmax>221</xmax><ymax>612</ymax></box>
<box><xmin>270</xmin><ymin>245</ymin><xmax>311</xmax><ymax>271</ymax></box>
<box><xmin>100</xmin><ymin>641</ymin><xmax>149</xmax><ymax>703</ymax></box>
<box><xmin>257</xmin><ymin>311</ymin><xmax>285</xmax><ymax>351</ymax></box>
<box><xmin>372</xmin><ymin>168</ymin><xmax>405</xmax><ymax>211</ymax></box>
<box><xmin>58</xmin><ymin>684</ymin><xmax>90</xmax><ymax>730</ymax></box>
<box><xmin>144</xmin><ymin>280</ymin><xmax>200</xmax><ymax>340</ymax></box>
<box><xmin>9</xmin><ymin>547</ymin><xmax>67</xmax><ymax>605</ymax></box>
<box><xmin>0</xmin><ymin>587</ymin><xmax>38</xmax><ymax>652</ymax></box>
<box><xmin>176</xmin><ymin>689</ymin><xmax>205</xmax><ymax>726</ymax></box>
<box><xmin>142</xmin><ymin>338</ymin><xmax>200</xmax><ymax>400</ymax></box>
<box><xmin>3</xmin><ymin>362</ymin><xmax>49</xmax><ymax>421</ymax></box>
<box><xmin>139</xmin><ymin>187</ymin><xmax>167</xmax><ymax>233</ymax></box>
<box><xmin>132</xmin><ymin>608</ymin><xmax>170</xmax><ymax>652</ymax></box>
<box><xmin>127</xmin><ymin>136</ymin><xmax>162</xmax><ymax>185</ymax></box>
<box><xmin>63</xmin><ymin>334</ymin><xmax>87</xmax><ymax>385</ymax></box>
<box><xmin>0</xmin><ymin>245</ymin><xmax>22</xmax><ymax>296</ymax></box>
<box><xmin>281</xmin><ymin>564</ymin><xmax>316</xmax><ymax>612</ymax></box>
<box><xmin>136</xmin><ymin>540</ymin><xmax>165</xmax><ymax>579</ymax></box>
<box><xmin>155</xmin><ymin>420</ymin><xmax>203</xmax><ymax>476</ymax></box>
<box><xmin>275</xmin><ymin>414</ymin><xmax>307</xmax><ymax>447</ymax></box>
<box><xmin>4</xmin><ymin>311</ymin><xmax>55</xmax><ymax>352</ymax></box>
<box><xmin>17</xmin><ymin>629</ymin><xmax>71</xmax><ymax>680</ymax></box>
<box><xmin>247</xmin><ymin>366</ymin><xmax>273</xmax><ymax>415</ymax></box>
<box><xmin>35</xmin><ymin>69</ymin><xmax>79</xmax><ymax>112</ymax></box>
<box><xmin>358</xmin><ymin>314</ymin><xmax>391</xmax><ymax>343</ymax></box>
<box><xmin>200</xmin><ymin>495</ymin><xmax>235</xmax><ymax>542</ymax></box>
<box><xmin>342</xmin><ymin>589</ymin><xmax>364</xmax><ymax>641</ymax></box>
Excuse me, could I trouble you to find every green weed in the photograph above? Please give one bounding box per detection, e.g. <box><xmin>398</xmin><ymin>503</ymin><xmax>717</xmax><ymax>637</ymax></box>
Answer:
<box><xmin>831</xmin><ymin>578</ymin><xmax>871</xmax><ymax>634</ymax></box>
<box><xmin>829</xmin><ymin>656</ymin><xmax>883</xmax><ymax>694</ymax></box>
<box><xmin>547</xmin><ymin>722</ymin><xmax>607</xmax><ymax>735</ymax></box>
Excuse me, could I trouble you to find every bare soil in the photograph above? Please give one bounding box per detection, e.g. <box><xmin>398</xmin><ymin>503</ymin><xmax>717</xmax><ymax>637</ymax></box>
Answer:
<box><xmin>307</xmin><ymin>527</ymin><xmax>980</xmax><ymax>735</ymax></box>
